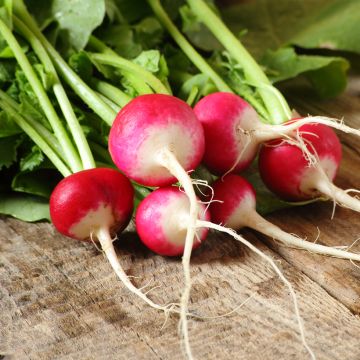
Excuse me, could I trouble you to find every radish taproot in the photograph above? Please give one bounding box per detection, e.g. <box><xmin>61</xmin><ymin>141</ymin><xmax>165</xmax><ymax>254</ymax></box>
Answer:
<box><xmin>258</xmin><ymin>123</ymin><xmax>360</xmax><ymax>212</ymax></box>
<box><xmin>208</xmin><ymin>174</ymin><xmax>360</xmax><ymax>260</ymax></box>
<box><xmin>50</xmin><ymin>167</ymin><xmax>173</xmax><ymax>312</ymax></box>
<box><xmin>108</xmin><ymin>93</ymin><xmax>205</xmax><ymax>358</ymax></box>
<box><xmin>136</xmin><ymin>186</ymin><xmax>315</xmax><ymax>359</ymax></box>
<box><xmin>194</xmin><ymin>92</ymin><xmax>360</xmax><ymax>175</ymax></box>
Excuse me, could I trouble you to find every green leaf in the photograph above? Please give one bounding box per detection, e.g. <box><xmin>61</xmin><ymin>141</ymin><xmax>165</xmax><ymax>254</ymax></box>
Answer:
<box><xmin>222</xmin><ymin>0</ymin><xmax>360</xmax><ymax>58</ymax></box>
<box><xmin>305</xmin><ymin>60</ymin><xmax>349</xmax><ymax>98</ymax></box>
<box><xmin>0</xmin><ymin>193</ymin><xmax>50</xmax><ymax>221</ymax></box>
<box><xmin>133</xmin><ymin>49</ymin><xmax>162</xmax><ymax>73</ymax></box>
<box><xmin>68</xmin><ymin>51</ymin><xmax>93</xmax><ymax>79</ymax></box>
<box><xmin>180</xmin><ymin>4</ymin><xmax>222</xmax><ymax>52</ymax></box>
<box><xmin>97</xmin><ymin>24</ymin><xmax>142</xmax><ymax>58</ymax></box>
<box><xmin>0</xmin><ymin>59</ymin><xmax>16</xmax><ymax>84</ymax></box>
<box><xmin>134</xmin><ymin>17</ymin><xmax>164</xmax><ymax>50</ymax></box>
<box><xmin>107</xmin><ymin>0</ymin><xmax>152</xmax><ymax>24</ymax></box>
<box><xmin>0</xmin><ymin>135</ymin><xmax>21</xmax><ymax>170</ymax></box>
<box><xmin>52</xmin><ymin>0</ymin><xmax>106</xmax><ymax>51</ymax></box>
<box><xmin>19</xmin><ymin>145</ymin><xmax>44</xmax><ymax>172</ymax></box>
<box><xmin>178</xmin><ymin>73</ymin><xmax>216</xmax><ymax>102</ymax></box>
<box><xmin>0</xmin><ymin>110</ymin><xmax>22</xmax><ymax>138</ymax></box>
<box><xmin>33</xmin><ymin>63</ymin><xmax>56</xmax><ymax>90</ymax></box>
<box><xmin>12</xmin><ymin>169</ymin><xmax>60</xmax><ymax>198</ymax></box>
<box><xmin>25</xmin><ymin>0</ymin><xmax>54</xmax><ymax>30</ymax></box>
<box><xmin>262</xmin><ymin>47</ymin><xmax>349</xmax><ymax>97</ymax></box>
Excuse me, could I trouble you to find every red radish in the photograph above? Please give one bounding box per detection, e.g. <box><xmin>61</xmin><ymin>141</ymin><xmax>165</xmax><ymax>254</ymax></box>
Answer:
<box><xmin>136</xmin><ymin>186</ymin><xmax>210</xmax><ymax>256</ymax></box>
<box><xmin>259</xmin><ymin>123</ymin><xmax>360</xmax><ymax>212</ymax></box>
<box><xmin>209</xmin><ymin>174</ymin><xmax>360</xmax><ymax>260</ymax></box>
<box><xmin>109</xmin><ymin>94</ymin><xmax>204</xmax><ymax>187</ymax></box>
<box><xmin>194</xmin><ymin>92</ymin><xmax>360</xmax><ymax>175</ymax></box>
<box><xmin>136</xmin><ymin>185</ymin><xmax>314</xmax><ymax>357</ymax></box>
<box><xmin>50</xmin><ymin>168</ymin><xmax>172</xmax><ymax>312</ymax></box>
<box><xmin>108</xmin><ymin>94</ymin><xmax>205</xmax><ymax>358</ymax></box>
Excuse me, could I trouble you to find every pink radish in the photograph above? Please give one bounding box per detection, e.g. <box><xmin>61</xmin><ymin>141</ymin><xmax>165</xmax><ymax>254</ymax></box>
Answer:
<box><xmin>136</xmin><ymin>185</ymin><xmax>315</xmax><ymax>358</ymax></box>
<box><xmin>108</xmin><ymin>94</ymin><xmax>205</xmax><ymax>358</ymax></box>
<box><xmin>50</xmin><ymin>168</ymin><xmax>172</xmax><ymax>312</ymax></box>
<box><xmin>194</xmin><ymin>92</ymin><xmax>360</xmax><ymax>175</ymax></box>
<box><xmin>208</xmin><ymin>174</ymin><xmax>360</xmax><ymax>260</ymax></box>
<box><xmin>258</xmin><ymin>123</ymin><xmax>360</xmax><ymax>212</ymax></box>
<box><xmin>136</xmin><ymin>186</ymin><xmax>210</xmax><ymax>256</ymax></box>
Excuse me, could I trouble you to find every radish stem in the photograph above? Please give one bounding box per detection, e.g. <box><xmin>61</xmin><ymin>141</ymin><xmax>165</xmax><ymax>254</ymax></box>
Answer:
<box><xmin>0</xmin><ymin>18</ymin><xmax>82</xmax><ymax>173</ymax></box>
<box><xmin>147</xmin><ymin>0</ymin><xmax>232</xmax><ymax>93</ymax></box>
<box><xmin>186</xmin><ymin>0</ymin><xmax>291</xmax><ymax>124</ymax></box>
<box><xmin>0</xmin><ymin>99</ymin><xmax>71</xmax><ymax>177</ymax></box>
<box><xmin>91</xmin><ymin>78</ymin><xmax>132</xmax><ymax>108</ymax></box>
<box><xmin>12</xmin><ymin>0</ymin><xmax>116</xmax><ymax>125</ymax></box>
<box><xmin>89</xmin><ymin>52</ymin><xmax>170</xmax><ymax>96</ymax></box>
<box><xmin>0</xmin><ymin>89</ymin><xmax>65</xmax><ymax>160</ymax></box>
<box><xmin>14</xmin><ymin>16</ymin><xmax>96</xmax><ymax>170</ymax></box>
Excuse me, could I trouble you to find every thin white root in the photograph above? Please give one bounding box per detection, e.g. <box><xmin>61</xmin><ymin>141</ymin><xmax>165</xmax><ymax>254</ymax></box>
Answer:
<box><xmin>258</xmin><ymin>115</ymin><xmax>360</xmax><ymax>139</ymax></box>
<box><xmin>96</xmin><ymin>227</ymin><xmax>180</xmax><ymax>314</ymax></box>
<box><xmin>196</xmin><ymin>292</ymin><xmax>257</xmax><ymax>320</ymax></box>
<box><xmin>315</xmin><ymin>179</ymin><xmax>360</xmax><ymax>213</ymax></box>
<box><xmin>157</xmin><ymin>148</ymin><xmax>199</xmax><ymax>360</ymax></box>
<box><xmin>196</xmin><ymin>220</ymin><xmax>316</xmax><ymax>360</ymax></box>
<box><xmin>246</xmin><ymin>211</ymin><xmax>360</xmax><ymax>261</ymax></box>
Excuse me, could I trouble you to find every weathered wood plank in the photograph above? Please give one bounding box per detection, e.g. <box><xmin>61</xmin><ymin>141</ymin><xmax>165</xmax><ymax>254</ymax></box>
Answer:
<box><xmin>1</xmin><ymin>216</ymin><xmax>360</xmax><ymax>360</ymax></box>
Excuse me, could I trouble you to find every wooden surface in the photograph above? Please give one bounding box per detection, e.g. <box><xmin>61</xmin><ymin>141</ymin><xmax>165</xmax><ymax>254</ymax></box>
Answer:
<box><xmin>1</xmin><ymin>78</ymin><xmax>360</xmax><ymax>359</ymax></box>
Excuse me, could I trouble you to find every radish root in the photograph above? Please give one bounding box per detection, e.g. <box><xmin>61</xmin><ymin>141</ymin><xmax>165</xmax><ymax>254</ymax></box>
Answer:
<box><xmin>259</xmin><ymin>116</ymin><xmax>360</xmax><ymax>140</ymax></box>
<box><xmin>157</xmin><ymin>148</ymin><xmax>199</xmax><ymax>360</ymax></box>
<box><xmin>245</xmin><ymin>211</ymin><xmax>360</xmax><ymax>261</ymax></box>
<box><xmin>196</xmin><ymin>220</ymin><xmax>316</xmax><ymax>360</ymax></box>
<box><xmin>96</xmin><ymin>227</ymin><xmax>181</xmax><ymax>314</ymax></box>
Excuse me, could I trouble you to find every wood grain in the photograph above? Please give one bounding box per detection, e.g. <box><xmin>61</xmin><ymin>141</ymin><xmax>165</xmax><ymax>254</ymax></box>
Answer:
<box><xmin>1</xmin><ymin>79</ymin><xmax>360</xmax><ymax>359</ymax></box>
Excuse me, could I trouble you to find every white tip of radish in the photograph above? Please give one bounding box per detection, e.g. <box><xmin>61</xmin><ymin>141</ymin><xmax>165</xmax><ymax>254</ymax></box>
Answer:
<box><xmin>69</xmin><ymin>203</ymin><xmax>115</xmax><ymax>239</ymax></box>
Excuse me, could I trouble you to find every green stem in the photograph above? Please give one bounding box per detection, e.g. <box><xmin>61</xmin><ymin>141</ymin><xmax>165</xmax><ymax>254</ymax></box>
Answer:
<box><xmin>96</xmin><ymin>92</ymin><xmax>121</xmax><ymax>113</ymax></box>
<box><xmin>89</xmin><ymin>140</ymin><xmax>114</xmax><ymax>164</ymax></box>
<box><xmin>88</xmin><ymin>36</ymin><xmax>170</xmax><ymax>95</ymax></box>
<box><xmin>124</xmin><ymin>72</ymin><xmax>154</xmax><ymax>95</ymax></box>
<box><xmin>185</xmin><ymin>86</ymin><xmax>198</xmax><ymax>106</ymax></box>
<box><xmin>0</xmin><ymin>89</ymin><xmax>65</xmax><ymax>160</ymax></box>
<box><xmin>0</xmin><ymin>99</ymin><xmax>71</xmax><ymax>177</ymax></box>
<box><xmin>14</xmin><ymin>16</ymin><xmax>96</xmax><ymax>170</ymax></box>
<box><xmin>89</xmin><ymin>52</ymin><xmax>166</xmax><ymax>95</ymax></box>
<box><xmin>0</xmin><ymin>18</ymin><xmax>82</xmax><ymax>173</ymax></box>
<box><xmin>148</xmin><ymin>0</ymin><xmax>232</xmax><ymax>93</ymax></box>
<box><xmin>91</xmin><ymin>78</ymin><xmax>132</xmax><ymax>107</ymax></box>
<box><xmin>186</xmin><ymin>0</ymin><xmax>292</xmax><ymax>124</ymax></box>
<box><xmin>12</xmin><ymin>0</ymin><xmax>116</xmax><ymax>126</ymax></box>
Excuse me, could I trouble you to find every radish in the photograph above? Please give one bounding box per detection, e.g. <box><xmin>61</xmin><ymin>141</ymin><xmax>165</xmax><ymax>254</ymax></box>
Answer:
<box><xmin>49</xmin><ymin>167</ymin><xmax>173</xmax><ymax>312</ymax></box>
<box><xmin>136</xmin><ymin>186</ymin><xmax>210</xmax><ymax>256</ymax></box>
<box><xmin>136</xmin><ymin>186</ymin><xmax>315</xmax><ymax>359</ymax></box>
<box><xmin>258</xmin><ymin>123</ymin><xmax>360</xmax><ymax>212</ymax></box>
<box><xmin>208</xmin><ymin>174</ymin><xmax>360</xmax><ymax>261</ymax></box>
<box><xmin>108</xmin><ymin>93</ymin><xmax>205</xmax><ymax>359</ymax></box>
<box><xmin>194</xmin><ymin>92</ymin><xmax>360</xmax><ymax>175</ymax></box>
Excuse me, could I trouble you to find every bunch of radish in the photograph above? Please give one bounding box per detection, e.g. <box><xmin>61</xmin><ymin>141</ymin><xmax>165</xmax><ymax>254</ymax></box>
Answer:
<box><xmin>9</xmin><ymin>0</ymin><xmax>360</xmax><ymax>359</ymax></box>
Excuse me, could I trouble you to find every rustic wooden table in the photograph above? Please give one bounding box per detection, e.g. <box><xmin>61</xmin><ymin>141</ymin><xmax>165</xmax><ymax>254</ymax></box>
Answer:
<box><xmin>1</xmin><ymin>78</ymin><xmax>360</xmax><ymax>360</ymax></box>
